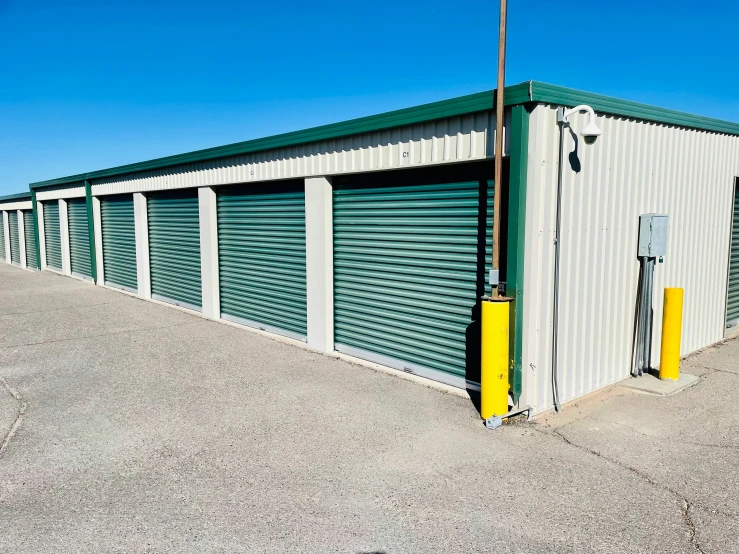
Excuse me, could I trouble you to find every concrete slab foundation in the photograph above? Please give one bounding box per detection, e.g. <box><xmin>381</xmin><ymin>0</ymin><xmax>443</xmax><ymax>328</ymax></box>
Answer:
<box><xmin>619</xmin><ymin>372</ymin><xmax>700</xmax><ymax>396</ymax></box>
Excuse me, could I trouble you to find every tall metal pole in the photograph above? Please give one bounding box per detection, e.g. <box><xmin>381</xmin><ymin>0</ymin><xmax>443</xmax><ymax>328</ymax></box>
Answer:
<box><xmin>492</xmin><ymin>0</ymin><xmax>507</xmax><ymax>297</ymax></box>
<box><xmin>480</xmin><ymin>0</ymin><xmax>511</xmax><ymax>424</ymax></box>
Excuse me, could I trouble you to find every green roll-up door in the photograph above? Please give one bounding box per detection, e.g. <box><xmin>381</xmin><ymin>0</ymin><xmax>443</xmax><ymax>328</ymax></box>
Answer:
<box><xmin>23</xmin><ymin>210</ymin><xmax>38</xmax><ymax>270</ymax></box>
<box><xmin>8</xmin><ymin>211</ymin><xmax>20</xmax><ymax>266</ymax></box>
<box><xmin>0</xmin><ymin>212</ymin><xmax>6</xmax><ymax>261</ymax></box>
<box><xmin>68</xmin><ymin>198</ymin><xmax>92</xmax><ymax>279</ymax></box>
<box><xmin>727</xmin><ymin>185</ymin><xmax>739</xmax><ymax>328</ymax></box>
<box><xmin>148</xmin><ymin>189</ymin><xmax>202</xmax><ymax>309</ymax></box>
<box><xmin>333</xmin><ymin>180</ymin><xmax>491</xmax><ymax>388</ymax></box>
<box><xmin>101</xmin><ymin>195</ymin><xmax>137</xmax><ymax>291</ymax></box>
<box><xmin>43</xmin><ymin>201</ymin><xmax>62</xmax><ymax>271</ymax></box>
<box><xmin>217</xmin><ymin>183</ymin><xmax>307</xmax><ymax>340</ymax></box>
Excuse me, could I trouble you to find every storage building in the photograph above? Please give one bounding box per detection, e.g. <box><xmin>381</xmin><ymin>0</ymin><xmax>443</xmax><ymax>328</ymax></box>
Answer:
<box><xmin>7</xmin><ymin>81</ymin><xmax>739</xmax><ymax>415</ymax></box>
<box><xmin>0</xmin><ymin>192</ymin><xmax>39</xmax><ymax>271</ymax></box>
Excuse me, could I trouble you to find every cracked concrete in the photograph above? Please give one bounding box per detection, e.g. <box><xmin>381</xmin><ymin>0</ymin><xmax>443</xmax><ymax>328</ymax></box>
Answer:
<box><xmin>0</xmin><ymin>265</ymin><xmax>737</xmax><ymax>553</ymax></box>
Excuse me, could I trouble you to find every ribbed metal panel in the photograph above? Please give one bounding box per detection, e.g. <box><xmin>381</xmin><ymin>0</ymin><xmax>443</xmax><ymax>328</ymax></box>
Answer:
<box><xmin>217</xmin><ymin>183</ymin><xmax>307</xmax><ymax>339</ymax></box>
<box><xmin>0</xmin><ymin>213</ymin><xmax>5</xmax><ymax>260</ymax></box>
<box><xmin>727</xmin><ymin>185</ymin><xmax>739</xmax><ymax>327</ymax></box>
<box><xmin>92</xmin><ymin>110</ymin><xmax>509</xmax><ymax>196</ymax></box>
<box><xmin>36</xmin><ymin>184</ymin><xmax>85</xmax><ymax>201</ymax></box>
<box><xmin>147</xmin><ymin>190</ymin><xmax>202</xmax><ymax>309</ymax></box>
<box><xmin>333</xmin><ymin>180</ymin><xmax>491</xmax><ymax>386</ymax></box>
<box><xmin>0</xmin><ymin>201</ymin><xmax>32</xmax><ymax>211</ymax></box>
<box><xmin>43</xmin><ymin>201</ymin><xmax>62</xmax><ymax>270</ymax></box>
<box><xmin>101</xmin><ymin>194</ymin><xmax>137</xmax><ymax>290</ymax></box>
<box><xmin>23</xmin><ymin>210</ymin><xmax>38</xmax><ymax>269</ymax></box>
<box><xmin>8</xmin><ymin>211</ymin><xmax>20</xmax><ymax>265</ymax></box>
<box><xmin>67</xmin><ymin>198</ymin><xmax>92</xmax><ymax>278</ymax></box>
<box><xmin>522</xmin><ymin>104</ymin><xmax>739</xmax><ymax>414</ymax></box>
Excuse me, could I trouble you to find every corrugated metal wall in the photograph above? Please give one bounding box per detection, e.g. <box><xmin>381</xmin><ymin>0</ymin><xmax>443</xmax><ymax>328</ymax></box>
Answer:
<box><xmin>522</xmin><ymin>104</ymin><xmax>739</xmax><ymax>413</ymax></box>
<box><xmin>92</xmin><ymin>111</ymin><xmax>507</xmax><ymax>196</ymax></box>
<box><xmin>36</xmin><ymin>184</ymin><xmax>86</xmax><ymax>201</ymax></box>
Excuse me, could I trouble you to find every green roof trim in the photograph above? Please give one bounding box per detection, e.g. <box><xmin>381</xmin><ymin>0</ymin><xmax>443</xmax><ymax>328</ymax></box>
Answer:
<box><xmin>31</xmin><ymin>83</ymin><xmax>530</xmax><ymax>190</ymax></box>
<box><xmin>529</xmin><ymin>81</ymin><xmax>739</xmax><ymax>136</ymax></box>
<box><xmin>29</xmin><ymin>80</ymin><xmax>739</xmax><ymax>189</ymax></box>
<box><xmin>0</xmin><ymin>191</ymin><xmax>32</xmax><ymax>203</ymax></box>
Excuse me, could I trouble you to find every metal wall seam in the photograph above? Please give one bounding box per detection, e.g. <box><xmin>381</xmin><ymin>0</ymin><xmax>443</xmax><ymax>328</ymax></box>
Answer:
<box><xmin>90</xmin><ymin>111</ymin><xmax>508</xmax><ymax>196</ymax></box>
<box><xmin>522</xmin><ymin>104</ymin><xmax>739</xmax><ymax>414</ymax></box>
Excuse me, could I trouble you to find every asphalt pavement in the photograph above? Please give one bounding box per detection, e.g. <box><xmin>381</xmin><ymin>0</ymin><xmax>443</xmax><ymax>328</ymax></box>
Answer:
<box><xmin>1</xmin><ymin>264</ymin><xmax>736</xmax><ymax>553</ymax></box>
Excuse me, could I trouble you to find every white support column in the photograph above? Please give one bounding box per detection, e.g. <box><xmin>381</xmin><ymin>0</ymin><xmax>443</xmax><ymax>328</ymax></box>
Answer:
<box><xmin>17</xmin><ymin>210</ymin><xmax>26</xmax><ymax>269</ymax></box>
<box><xmin>2</xmin><ymin>211</ymin><xmax>9</xmax><ymax>264</ymax></box>
<box><xmin>59</xmin><ymin>199</ymin><xmax>71</xmax><ymax>275</ymax></box>
<box><xmin>93</xmin><ymin>197</ymin><xmax>104</xmax><ymax>285</ymax></box>
<box><xmin>305</xmin><ymin>176</ymin><xmax>334</xmax><ymax>352</ymax></box>
<box><xmin>198</xmin><ymin>186</ymin><xmax>220</xmax><ymax>319</ymax></box>
<box><xmin>37</xmin><ymin>203</ymin><xmax>47</xmax><ymax>269</ymax></box>
<box><xmin>133</xmin><ymin>192</ymin><xmax>151</xmax><ymax>299</ymax></box>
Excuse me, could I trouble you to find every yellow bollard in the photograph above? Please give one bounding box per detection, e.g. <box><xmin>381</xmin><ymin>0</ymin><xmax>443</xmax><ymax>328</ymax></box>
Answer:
<box><xmin>481</xmin><ymin>300</ymin><xmax>510</xmax><ymax>419</ymax></box>
<box><xmin>659</xmin><ymin>288</ymin><xmax>684</xmax><ymax>381</ymax></box>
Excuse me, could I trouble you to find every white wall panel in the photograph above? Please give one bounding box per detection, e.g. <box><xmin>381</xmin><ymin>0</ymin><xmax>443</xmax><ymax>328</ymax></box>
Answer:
<box><xmin>522</xmin><ymin>104</ymin><xmax>739</xmax><ymax>413</ymax></box>
<box><xmin>0</xmin><ymin>201</ymin><xmax>32</xmax><ymax>211</ymax></box>
<box><xmin>91</xmin><ymin>111</ymin><xmax>507</xmax><ymax>196</ymax></box>
<box><xmin>36</xmin><ymin>186</ymin><xmax>85</xmax><ymax>201</ymax></box>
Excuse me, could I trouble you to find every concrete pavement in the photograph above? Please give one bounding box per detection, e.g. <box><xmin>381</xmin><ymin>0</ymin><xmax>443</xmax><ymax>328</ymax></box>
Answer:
<box><xmin>1</xmin><ymin>264</ymin><xmax>737</xmax><ymax>553</ymax></box>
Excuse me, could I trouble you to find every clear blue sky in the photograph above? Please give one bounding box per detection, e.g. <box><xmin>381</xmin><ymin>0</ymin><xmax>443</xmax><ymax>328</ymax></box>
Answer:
<box><xmin>1</xmin><ymin>0</ymin><xmax>737</xmax><ymax>195</ymax></box>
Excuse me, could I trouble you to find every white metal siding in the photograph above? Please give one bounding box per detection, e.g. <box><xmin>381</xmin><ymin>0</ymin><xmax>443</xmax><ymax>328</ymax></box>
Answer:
<box><xmin>0</xmin><ymin>201</ymin><xmax>32</xmax><ymax>211</ymax></box>
<box><xmin>92</xmin><ymin>111</ymin><xmax>507</xmax><ymax>196</ymax></box>
<box><xmin>36</xmin><ymin>186</ymin><xmax>86</xmax><ymax>201</ymax></box>
<box><xmin>522</xmin><ymin>104</ymin><xmax>739</xmax><ymax>414</ymax></box>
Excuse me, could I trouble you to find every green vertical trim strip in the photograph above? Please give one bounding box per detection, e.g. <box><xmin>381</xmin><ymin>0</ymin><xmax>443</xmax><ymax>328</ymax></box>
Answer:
<box><xmin>31</xmin><ymin>191</ymin><xmax>41</xmax><ymax>271</ymax></box>
<box><xmin>506</xmin><ymin>104</ymin><xmax>531</xmax><ymax>402</ymax></box>
<box><xmin>85</xmin><ymin>181</ymin><xmax>97</xmax><ymax>282</ymax></box>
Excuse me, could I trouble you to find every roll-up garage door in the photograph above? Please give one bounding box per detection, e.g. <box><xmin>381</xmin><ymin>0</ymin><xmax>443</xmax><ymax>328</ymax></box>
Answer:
<box><xmin>8</xmin><ymin>211</ymin><xmax>20</xmax><ymax>265</ymax></box>
<box><xmin>101</xmin><ymin>195</ymin><xmax>137</xmax><ymax>291</ymax></box>
<box><xmin>148</xmin><ymin>190</ymin><xmax>202</xmax><ymax>310</ymax></box>
<box><xmin>68</xmin><ymin>198</ymin><xmax>92</xmax><ymax>279</ymax></box>
<box><xmin>727</xmin><ymin>184</ymin><xmax>739</xmax><ymax>328</ymax></box>
<box><xmin>43</xmin><ymin>201</ymin><xmax>62</xmax><ymax>271</ymax></box>
<box><xmin>23</xmin><ymin>210</ymin><xmax>38</xmax><ymax>270</ymax></box>
<box><xmin>0</xmin><ymin>212</ymin><xmax>6</xmax><ymax>261</ymax></box>
<box><xmin>333</xmin><ymin>180</ymin><xmax>491</xmax><ymax>388</ymax></box>
<box><xmin>217</xmin><ymin>183</ymin><xmax>307</xmax><ymax>340</ymax></box>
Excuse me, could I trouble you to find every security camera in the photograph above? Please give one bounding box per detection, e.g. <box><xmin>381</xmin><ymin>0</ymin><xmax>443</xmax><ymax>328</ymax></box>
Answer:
<box><xmin>558</xmin><ymin>104</ymin><xmax>602</xmax><ymax>146</ymax></box>
<box><xmin>580</xmin><ymin>120</ymin><xmax>602</xmax><ymax>145</ymax></box>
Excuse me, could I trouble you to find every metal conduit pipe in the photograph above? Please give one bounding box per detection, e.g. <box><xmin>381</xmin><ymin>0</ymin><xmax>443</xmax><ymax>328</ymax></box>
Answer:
<box><xmin>551</xmin><ymin>105</ymin><xmax>601</xmax><ymax>412</ymax></box>
<box><xmin>551</xmin><ymin>118</ymin><xmax>566</xmax><ymax>413</ymax></box>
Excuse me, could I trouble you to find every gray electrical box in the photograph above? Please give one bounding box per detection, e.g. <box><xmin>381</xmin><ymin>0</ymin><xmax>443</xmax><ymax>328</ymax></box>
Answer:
<box><xmin>638</xmin><ymin>214</ymin><xmax>668</xmax><ymax>257</ymax></box>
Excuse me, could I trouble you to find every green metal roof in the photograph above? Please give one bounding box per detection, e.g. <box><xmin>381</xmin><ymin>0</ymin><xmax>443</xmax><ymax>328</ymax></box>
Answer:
<box><xmin>0</xmin><ymin>191</ymin><xmax>32</xmax><ymax>203</ymax></box>
<box><xmin>29</xmin><ymin>80</ymin><xmax>739</xmax><ymax>190</ymax></box>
